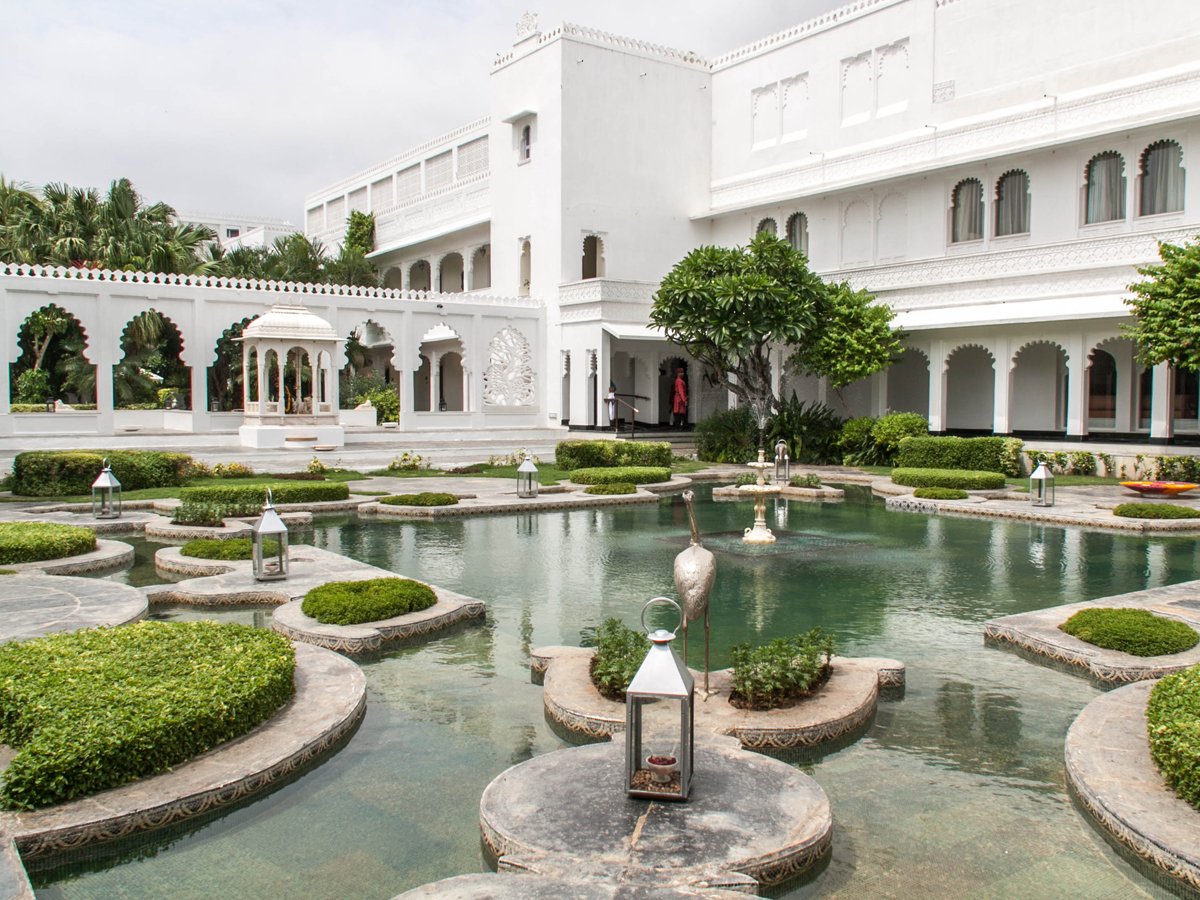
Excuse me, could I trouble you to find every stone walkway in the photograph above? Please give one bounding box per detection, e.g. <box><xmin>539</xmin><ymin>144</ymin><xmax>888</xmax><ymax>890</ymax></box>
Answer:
<box><xmin>0</xmin><ymin>573</ymin><xmax>146</xmax><ymax>643</ymax></box>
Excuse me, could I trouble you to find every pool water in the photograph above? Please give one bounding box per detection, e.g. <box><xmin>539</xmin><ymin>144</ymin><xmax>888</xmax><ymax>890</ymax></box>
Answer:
<box><xmin>34</xmin><ymin>486</ymin><xmax>1200</xmax><ymax>898</ymax></box>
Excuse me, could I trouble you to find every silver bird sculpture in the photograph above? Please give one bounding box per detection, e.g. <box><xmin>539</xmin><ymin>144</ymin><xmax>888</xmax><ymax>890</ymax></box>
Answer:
<box><xmin>673</xmin><ymin>490</ymin><xmax>716</xmax><ymax>696</ymax></box>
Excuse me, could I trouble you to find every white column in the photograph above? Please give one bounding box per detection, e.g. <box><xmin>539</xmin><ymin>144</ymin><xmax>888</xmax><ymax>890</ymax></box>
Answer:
<box><xmin>927</xmin><ymin>341</ymin><xmax>947</xmax><ymax>432</ymax></box>
<box><xmin>870</xmin><ymin>369</ymin><xmax>887</xmax><ymax>417</ymax></box>
<box><xmin>432</xmin><ymin>259</ymin><xmax>442</xmax><ymax>293</ymax></box>
<box><xmin>1064</xmin><ymin>336</ymin><xmax>1088</xmax><ymax>437</ymax></box>
<box><xmin>95</xmin><ymin>339</ymin><xmax>116</xmax><ymax>436</ymax></box>
<box><xmin>1150</xmin><ymin>362</ymin><xmax>1174</xmax><ymax>440</ymax></box>
<box><xmin>992</xmin><ymin>337</ymin><xmax>1011</xmax><ymax>434</ymax></box>
<box><xmin>1113</xmin><ymin>341</ymin><xmax>1135</xmax><ymax>433</ymax></box>
<box><xmin>431</xmin><ymin>351</ymin><xmax>442</xmax><ymax>411</ymax></box>
<box><xmin>190</xmin><ymin>361</ymin><xmax>210</xmax><ymax>432</ymax></box>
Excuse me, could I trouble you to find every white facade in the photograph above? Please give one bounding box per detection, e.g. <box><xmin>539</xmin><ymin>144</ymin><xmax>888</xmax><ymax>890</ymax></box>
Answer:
<box><xmin>302</xmin><ymin>0</ymin><xmax>1200</xmax><ymax>442</ymax></box>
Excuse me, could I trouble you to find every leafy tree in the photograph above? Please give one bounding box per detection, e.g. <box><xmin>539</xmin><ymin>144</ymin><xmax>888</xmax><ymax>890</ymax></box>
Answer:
<box><xmin>650</xmin><ymin>233</ymin><xmax>900</xmax><ymax>422</ymax></box>
<box><xmin>344</xmin><ymin>210</ymin><xmax>375</xmax><ymax>255</ymax></box>
<box><xmin>25</xmin><ymin>307</ymin><xmax>70</xmax><ymax>371</ymax></box>
<box><xmin>1124</xmin><ymin>238</ymin><xmax>1200</xmax><ymax>371</ymax></box>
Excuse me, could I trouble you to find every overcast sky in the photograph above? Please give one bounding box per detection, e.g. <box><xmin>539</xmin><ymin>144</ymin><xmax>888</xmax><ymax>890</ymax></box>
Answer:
<box><xmin>2</xmin><ymin>1</ymin><xmax>844</xmax><ymax>226</ymax></box>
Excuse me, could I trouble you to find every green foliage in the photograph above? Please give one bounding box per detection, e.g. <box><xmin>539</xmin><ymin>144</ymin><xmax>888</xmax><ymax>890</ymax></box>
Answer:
<box><xmin>302</xmin><ymin>577</ymin><xmax>437</xmax><ymax>625</ymax></box>
<box><xmin>212</xmin><ymin>461</ymin><xmax>254</xmax><ymax>478</ymax></box>
<box><xmin>869</xmin><ymin>413</ymin><xmax>929</xmax><ymax>466</ymax></box>
<box><xmin>896</xmin><ymin>436</ymin><xmax>1023</xmax><ymax>475</ymax></box>
<box><xmin>10</xmin><ymin>403</ymin><xmax>53</xmax><ymax>412</ymax></box>
<box><xmin>1113</xmin><ymin>502</ymin><xmax>1200</xmax><ymax>520</ymax></box>
<box><xmin>356</xmin><ymin>387</ymin><xmax>399</xmax><ymax>424</ymax></box>
<box><xmin>695</xmin><ymin>406</ymin><xmax>757</xmax><ymax>463</ymax></box>
<box><xmin>0</xmin><ymin>621</ymin><xmax>295</xmax><ymax>809</ymax></box>
<box><xmin>891</xmin><ymin>468</ymin><xmax>1007</xmax><ymax>490</ymax></box>
<box><xmin>791</xmin><ymin>280</ymin><xmax>904</xmax><ymax>388</ymax></box>
<box><xmin>1147</xmin><ymin>664</ymin><xmax>1200</xmax><ymax>810</ymax></box>
<box><xmin>180</xmin><ymin>538</ymin><xmax>278</xmax><ymax>560</ymax></box>
<box><xmin>0</xmin><ymin>522</ymin><xmax>96</xmax><ymax>564</ymax></box>
<box><xmin>1124</xmin><ymin>238</ymin><xmax>1200</xmax><ymax>372</ymax></box>
<box><xmin>767</xmin><ymin>394</ymin><xmax>843</xmax><ymax>464</ymax></box>
<box><xmin>1069</xmin><ymin>451</ymin><xmax>1097</xmax><ymax>476</ymax></box>
<box><xmin>1153</xmin><ymin>455</ymin><xmax>1200</xmax><ymax>481</ymax></box>
<box><xmin>11</xmin><ymin>449</ymin><xmax>194</xmax><ymax>496</ymax></box>
<box><xmin>554</xmin><ymin>440</ymin><xmax>673</xmax><ymax>470</ymax></box>
<box><xmin>16</xmin><ymin>368</ymin><xmax>51</xmax><ymax>404</ymax></box>
<box><xmin>379</xmin><ymin>492</ymin><xmax>459</xmax><ymax>507</ymax></box>
<box><xmin>173</xmin><ymin>500</ymin><xmax>237</xmax><ymax>526</ymax></box>
<box><xmin>448</xmin><ymin>463</ymin><xmax>487</xmax><ymax>474</ymax></box>
<box><xmin>733</xmin><ymin>472</ymin><xmax>766</xmax><ymax>486</ymax></box>
<box><xmin>214</xmin><ymin>232</ymin><xmax>378</xmax><ymax>287</ymax></box>
<box><xmin>1060</xmin><ymin>607</ymin><xmax>1199</xmax><ymax>656</ymax></box>
<box><xmin>589</xmin><ymin>618</ymin><xmax>650</xmax><ymax>701</ymax></box>
<box><xmin>730</xmin><ymin>628</ymin><xmax>834</xmax><ymax>710</ymax></box>
<box><xmin>584</xmin><ymin>482</ymin><xmax>637</xmax><ymax>495</ymax></box>
<box><xmin>838</xmin><ymin>416</ymin><xmax>876</xmax><ymax>465</ymax></box>
<box><xmin>570</xmin><ymin>466</ymin><xmax>671</xmax><ymax>485</ymax></box>
<box><xmin>1000</xmin><ymin>438</ymin><xmax>1026</xmax><ymax>478</ymax></box>
<box><xmin>790</xmin><ymin>474</ymin><xmax>822</xmax><ymax>488</ymax></box>
<box><xmin>344</xmin><ymin>210</ymin><xmax>376</xmax><ymax>256</ymax></box>
<box><xmin>385</xmin><ymin>451</ymin><xmax>426</xmax><ymax>471</ymax></box>
<box><xmin>179</xmin><ymin>482</ymin><xmax>349</xmax><ymax>506</ymax></box>
<box><xmin>913</xmin><ymin>487</ymin><xmax>969</xmax><ymax>500</ymax></box>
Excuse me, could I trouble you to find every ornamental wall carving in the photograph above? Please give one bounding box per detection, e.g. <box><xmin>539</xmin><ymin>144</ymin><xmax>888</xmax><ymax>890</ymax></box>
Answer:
<box><xmin>483</xmin><ymin>326</ymin><xmax>537</xmax><ymax>406</ymax></box>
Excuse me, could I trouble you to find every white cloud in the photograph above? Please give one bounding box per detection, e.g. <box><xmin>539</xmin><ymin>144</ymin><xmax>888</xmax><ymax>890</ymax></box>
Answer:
<box><xmin>0</xmin><ymin>0</ymin><xmax>843</xmax><ymax>224</ymax></box>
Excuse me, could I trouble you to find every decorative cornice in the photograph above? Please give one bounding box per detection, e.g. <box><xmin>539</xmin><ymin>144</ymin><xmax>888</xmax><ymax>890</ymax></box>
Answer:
<box><xmin>494</xmin><ymin>22</ymin><xmax>708</xmax><ymax>71</ymax></box>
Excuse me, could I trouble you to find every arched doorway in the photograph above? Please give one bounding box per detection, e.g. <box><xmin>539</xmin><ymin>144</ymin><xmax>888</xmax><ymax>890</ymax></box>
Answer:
<box><xmin>115</xmin><ymin>310</ymin><xmax>189</xmax><ymax>409</ymax></box>
<box><xmin>1010</xmin><ymin>342</ymin><xmax>1066</xmax><ymax>432</ymax></box>
<box><xmin>409</xmin><ymin>260</ymin><xmax>432</xmax><ymax>292</ymax></box>
<box><xmin>11</xmin><ymin>304</ymin><xmax>94</xmax><ymax>405</ymax></box>
<box><xmin>886</xmin><ymin>348</ymin><xmax>930</xmax><ymax>417</ymax></box>
<box><xmin>945</xmin><ymin>345</ymin><xmax>995</xmax><ymax>431</ymax></box>
<box><xmin>439</xmin><ymin>253</ymin><xmax>464</xmax><ymax>293</ymax></box>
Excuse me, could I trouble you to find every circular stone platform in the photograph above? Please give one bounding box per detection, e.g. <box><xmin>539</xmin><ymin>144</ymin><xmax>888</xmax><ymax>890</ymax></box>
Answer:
<box><xmin>479</xmin><ymin>736</ymin><xmax>831</xmax><ymax>890</ymax></box>
<box><xmin>1065</xmin><ymin>680</ymin><xmax>1200</xmax><ymax>892</ymax></box>
<box><xmin>0</xmin><ymin>574</ymin><xmax>146</xmax><ymax>643</ymax></box>
<box><xmin>3</xmin><ymin>538</ymin><xmax>134</xmax><ymax>576</ymax></box>
<box><xmin>395</xmin><ymin>872</ymin><xmax>751</xmax><ymax>898</ymax></box>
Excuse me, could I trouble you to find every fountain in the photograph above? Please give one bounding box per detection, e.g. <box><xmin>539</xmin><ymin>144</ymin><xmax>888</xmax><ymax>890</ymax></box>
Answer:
<box><xmin>740</xmin><ymin>448</ymin><xmax>781</xmax><ymax>544</ymax></box>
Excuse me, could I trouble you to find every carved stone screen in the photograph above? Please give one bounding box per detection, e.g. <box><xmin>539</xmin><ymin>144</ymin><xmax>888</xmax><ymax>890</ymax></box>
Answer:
<box><xmin>483</xmin><ymin>326</ymin><xmax>536</xmax><ymax>406</ymax></box>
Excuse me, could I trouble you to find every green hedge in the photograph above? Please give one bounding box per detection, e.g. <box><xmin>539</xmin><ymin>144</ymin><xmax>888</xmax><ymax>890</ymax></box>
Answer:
<box><xmin>730</xmin><ymin>628</ymin><xmax>834</xmax><ymax>710</ymax></box>
<box><xmin>1147</xmin><ymin>664</ymin><xmax>1200</xmax><ymax>810</ymax></box>
<box><xmin>180</xmin><ymin>482</ymin><xmax>349</xmax><ymax>506</ymax></box>
<box><xmin>584</xmin><ymin>482</ymin><xmax>637</xmax><ymax>495</ymax></box>
<box><xmin>570</xmin><ymin>466</ymin><xmax>671</xmax><ymax>485</ymax></box>
<box><xmin>302</xmin><ymin>577</ymin><xmax>438</xmax><ymax>625</ymax></box>
<box><xmin>589</xmin><ymin>617</ymin><xmax>650</xmax><ymax>701</ymax></box>
<box><xmin>790</xmin><ymin>474</ymin><xmax>822</xmax><ymax>488</ymax></box>
<box><xmin>555</xmin><ymin>440</ymin><xmax>673</xmax><ymax>471</ymax></box>
<box><xmin>180</xmin><ymin>537</ymin><xmax>278</xmax><ymax>560</ymax></box>
<box><xmin>891</xmin><ymin>468</ymin><xmax>1006</xmax><ymax>490</ymax></box>
<box><xmin>0</xmin><ymin>522</ymin><xmax>96</xmax><ymax>565</ymax></box>
<box><xmin>0</xmin><ymin>621</ymin><xmax>295</xmax><ymax>810</ymax></box>
<box><xmin>896</xmin><ymin>436</ymin><xmax>1024</xmax><ymax>476</ymax></box>
<box><xmin>1060</xmin><ymin>607</ymin><xmax>1199</xmax><ymax>657</ymax></box>
<box><xmin>379</xmin><ymin>492</ymin><xmax>459</xmax><ymax>507</ymax></box>
<box><xmin>913</xmin><ymin>487</ymin><xmax>969</xmax><ymax>500</ymax></box>
<box><xmin>1113</xmin><ymin>503</ymin><xmax>1200</xmax><ymax>520</ymax></box>
<box><xmin>12</xmin><ymin>449</ymin><xmax>195</xmax><ymax>496</ymax></box>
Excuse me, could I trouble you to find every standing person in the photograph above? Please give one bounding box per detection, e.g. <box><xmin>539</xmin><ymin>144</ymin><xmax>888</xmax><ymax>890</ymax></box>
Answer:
<box><xmin>606</xmin><ymin>380</ymin><xmax>617</xmax><ymax>430</ymax></box>
<box><xmin>672</xmin><ymin>367</ymin><xmax>689</xmax><ymax>429</ymax></box>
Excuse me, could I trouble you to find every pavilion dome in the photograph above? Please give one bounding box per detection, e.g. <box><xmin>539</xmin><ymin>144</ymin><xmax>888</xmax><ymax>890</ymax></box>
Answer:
<box><xmin>243</xmin><ymin>305</ymin><xmax>338</xmax><ymax>342</ymax></box>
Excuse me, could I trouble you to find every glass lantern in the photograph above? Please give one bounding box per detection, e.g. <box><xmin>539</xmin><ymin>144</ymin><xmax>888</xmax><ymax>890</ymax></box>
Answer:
<box><xmin>626</xmin><ymin>597</ymin><xmax>694</xmax><ymax>802</ymax></box>
<box><xmin>774</xmin><ymin>439</ymin><xmax>790</xmax><ymax>484</ymax></box>
<box><xmin>91</xmin><ymin>459</ymin><xmax>122</xmax><ymax>519</ymax></box>
<box><xmin>517</xmin><ymin>452</ymin><xmax>539</xmax><ymax>499</ymax></box>
<box><xmin>252</xmin><ymin>488</ymin><xmax>289</xmax><ymax>581</ymax></box>
<box><xmin>1030</xmin><ymin>460</ymin><xmax>1055</xmax><ymax>507</ymax></box>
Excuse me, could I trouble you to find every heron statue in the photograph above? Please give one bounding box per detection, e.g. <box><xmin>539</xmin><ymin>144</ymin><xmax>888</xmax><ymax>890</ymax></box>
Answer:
<box><xmin>673</xmin><ymin>490</ymin><xmax>716</xmax><ymax>697</ymax></box>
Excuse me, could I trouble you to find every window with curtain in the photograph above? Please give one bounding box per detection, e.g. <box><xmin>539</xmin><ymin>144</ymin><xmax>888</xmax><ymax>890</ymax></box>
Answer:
<box><xmin>756</xmin><ymin>217</ymin><xmax>777</xmax><ymax>237</ymax></box>
<box><xmin>1084</xmin><ymin>152</ymin><xmax>1126</xmax><ymax>223</ymax></box>
<box><xmin>994</xmin><ymin>170</ymin><xmax>1030</xmax><ymax>236</ymax></box>
<box><xmin>786</xmin><ymin>212</ymin><xmax>809</xmax><ymax>255</ymax></box>
<box><xmin>1140</xmin><ymin>140</ymin><xmax>1185</xmax><ymax>216</ymax></box>
<box><xmin>950</xmin><ymin>178</ymin><xmax>983</xmax><ymax>242</ymax></box>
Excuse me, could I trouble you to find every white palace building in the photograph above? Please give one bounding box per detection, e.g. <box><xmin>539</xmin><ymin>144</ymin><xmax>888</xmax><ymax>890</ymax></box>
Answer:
<box><xmin>3</xmin><ymin>0</ymin><xmax>1200</xmax><ymax>449</ymax></box>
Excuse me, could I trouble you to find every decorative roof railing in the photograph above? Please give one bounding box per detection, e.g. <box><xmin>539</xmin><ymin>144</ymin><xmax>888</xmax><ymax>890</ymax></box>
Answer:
<box><xmin>494</xmin><ymin>22</ymin><xmax>708</xmax><ymax>70</ymax></box>
<box><xmin>708</xmin><ymin>0</ymin><xmax>900</xmax><ymax>69</ymax></box>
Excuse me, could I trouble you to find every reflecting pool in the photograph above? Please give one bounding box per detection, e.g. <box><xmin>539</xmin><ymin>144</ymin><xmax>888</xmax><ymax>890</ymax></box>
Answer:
<box><xmin>36</xmin><ymin>485</ymin><xmax>1200</xmax><ymax>898</ymax></box>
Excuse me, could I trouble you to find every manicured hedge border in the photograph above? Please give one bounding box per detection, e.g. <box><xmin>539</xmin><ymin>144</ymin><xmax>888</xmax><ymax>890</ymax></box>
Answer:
<box><xmin>896</xmin><ymin>436</ymin><xmax>1024</xmax><ymax>476</ymax></box>
<box><xmin>570</xmin><ymin>466</ymin><xmax>671</xmax><ymax>485</ymax></box>
<box><xmin>0</xmin><ymin>522</ymin><xmax>97</xmax><ymax>565</ymax></box>
<box><xmin>0</xmin><ymin>621</ymin><xmax>295</xmax><ymax>810</ymax></box>
<box><xmin>1147</xmin><ymin>663</ymin><xmax>1200</xmax><ymax>810</ymax></box>
<box><xmin>379</xmin><ymin>492</ymin><xmax>459</xmax><ymax>507</ymax></box>
<box><xmin>913</xmin><ymin>487</ymin><xmax>969</xmax><ymax>500</ymax></box>
<box><xmin>555</xmin><ymin>440</ymin><xmax>672</xmax><ymax>471</ymax></box>
<box><xmin>180</xmin><ymin>482</ymin><xmax>350</xmax><ymax>505</ymax></box>
<box><xmin>1060</xmin><ymin>607</ymin><xmax>1199</xmax><ymax>657</ymax></box>
<box><xmin>12</xmin><ymin>449</ymin><xmax>195</xmax><ymax>496</ymax></box>
<box><xmin>1113</xmin><ymin>503</ymin><xmax>1200</xmax><ymax>520</ymax></box>
<box><xmin>302</xmin><ymin>577</ymin><xmax>438</xmax><ymax>625</ymax></box>
<box><xmin>180</xmin><ymin>537</ymin><xmax>279</xmax><ymax>560</ymax></box>
<box><xmin>891</xmin><ymin>468</ymin><xmax>1006</xmax><ymax>490</ymax></box>
<box><xmin>584</xmin><ymin>482</ymin><xmax>637</xmax><ymax>495</ymax></box>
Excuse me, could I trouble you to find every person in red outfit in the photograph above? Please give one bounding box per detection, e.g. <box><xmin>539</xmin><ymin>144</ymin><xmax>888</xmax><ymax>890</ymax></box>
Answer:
<box><xmin>672</xmin><ymin>367</ymin><xmax>688</xmax><ymax>429</ymax></box>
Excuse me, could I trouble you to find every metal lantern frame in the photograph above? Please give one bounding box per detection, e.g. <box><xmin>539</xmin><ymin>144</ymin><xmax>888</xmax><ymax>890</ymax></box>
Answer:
<box><xmin>91</xmin><ymin>458</ymin><xmax>123</xmax><ymax>519</ymax></box>
<box><xmin>626</xmin><ymin>597</ymin><xmax>695</xmax><ymax>802</ymax></box>
<box><xmin>1030</xmin><ymin>460</ymin><xmax>1055</xmax><ymax>507</ymax></box>
<box><xmin>252</xmin><ymin>488</ymin><xmax>290</xmax><ymax>581</ymax></box>
<box><xmin>774</xmin><ymin>439</ymin><xmax>790</xmax><ymax>484</ymax></box>
<box><xmin>517</xmin><ymin>452</ymin><xmax>539</xmax><ymax>499</ymax></box>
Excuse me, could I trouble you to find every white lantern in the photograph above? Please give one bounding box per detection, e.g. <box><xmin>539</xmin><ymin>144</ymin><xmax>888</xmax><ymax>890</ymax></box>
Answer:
<box><xmin>1030</xmin><ymin>461</ymin><xmax>1055</xmax><ymax>507</ymax></box>
<box><xmin>626</xmin><ymin>597</ymin><xmax>694</xmax><ymax>802</ymax></box>
<box><xmin>517</xmin><ymin>452</ymin><xmax>539</xmax><ymax>499</ymax></box>
<box><xmin>91</xmin><ymin>459</ymin><xmax>122</xmax><ymax>519</ymax></box>
<box><xmin>774</xmin><ymin>439</ymin><xmax>790</xmax><ymax>484</ymax></box>
<box><xmin>252</xmin><ymin>488</ymin><xmax>289</xmax><ymax>581</ymax></box>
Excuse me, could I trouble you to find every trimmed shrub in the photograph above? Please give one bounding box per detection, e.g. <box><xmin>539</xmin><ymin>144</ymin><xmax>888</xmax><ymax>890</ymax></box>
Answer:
<box><xmin>173</xmin><ymin>500</ymin><xmax>234</xmax><ymax>527</ymax></box>
<box><xmin>1060</xmin><ymin>607</ymin><xmax>1199</xmax><ymax>657</ymax></box>
<box><xmin>211</xmin><ymin>462</ymin><xmax>254</xmax><ymax>478</ymax></box>
<box><xmin>696</xmin><ymin>406</ymin><xmax>757</xmax><ymax>463</ymax></box>
<box><xmin>584</xmin><ymin>482</ymin><xmax>636</xmax><ymax>495</ymax></box>
<box><xmin>301</xmin><ymin>577</ymin><xmax>437</xmax><ymax>625</ymax></box>
<box><xmin>16</xmin><ymin>368</ymin><xmax>51</xmax><ymax>404</ymax></box>
<box><xmin>555</xmin><ymin>440</ymin><xmax>673</xmax><ymax>471</ymax></box>
<box><xmin>179</xmin><ymin>482</ymin><xmax>349</xmax><ymax>506</ymax></box>
<box><xmin>11</xmin><ymin>449</ymin><xmax>194</xmax><ymax>496</ymax></box>
<box><xmin>734</xmin><ymin>472</ymin><xmax>768</xmax><ymax>486</ymax></box>
<box><xmin>386</xmin><ymin>452</ymin><xmax>427</xmax><ymax>472</ymax></box>
<box><xmin>1147</xmin><ymin>664</ymin><xmax>1200</xmax><ymax>810</ymax></box>
<box><xmin>570</xmin><ymin>466</ymin><xmax>671</xmax><ymax>485</ymax></box>
<box><xmin>896</xmin><ymin>436</ymin><xmax>1023</xmax><ymax>475</ymax></box>
<box><xmin>1153</xmin><ymin>455</ymin><xmax>1200</xmax><ymax>482</ymax></box>
<box><xmin>589</xmin><ymin>617</ymin><xmax>649</xmax><ymax>701</ymax></box>
<box><xmin>180</xmin><ymin>538</ymin><xmax>279</xmax><ymax>560</ymax></box>
<box><xmin>790</xmin><ymin>474</ymin><xmax>822</xmax><ymax>488</ymax></box>
<box><xmin>869</xmin><ymin>413</ymin><xmax>929</xmax><ymax>466</ymax></box>
<box><xmin>1069</xmin><ymin>451</ymin><xmax>1098</xmax><ymax>476</ymax></box>
<box><xmin>891</xmin><ymin>468</ymin><xmax>1006</xmax><ymax>490</ymax></box>
<box><xmin>730</xmin><ymin>628</ymin><xmax>834</xmax><ymax>710</ymax></box>
<box><xmin>1113</xmin><ymin>503</ymin><xmax>1200</xmax><ymax>520</ymax></box>
<box><xmin>0</xmin><ymin>621</ymin><xmax>295</xmax><ymax>810</ymax></box>
<box><xmin>356</xmin><ymin>387</ymin><xmax>399</xmax><ymax>424</ymax></box>
<box><xmin>913</xmin><ymin>487</ymin><xmax>969</xmax><ymax>500</ymax></box>
<box><xmin>264</xmin><ymin>471</ymin><xmax>325</xmax><ymax>481</ymax></box>
<box><xmin>379</xmin><ymin>492</ymin><xmax>459</xmax><ymax>507</ymax></box>
<box><xmin>839</xmin><ymin>416</ymin><xmax>876</xmax><ymax>465</ymax></box>
<box><xmin>10</xmin><ymin>403</ymin><xmax>53</xmax><ymax>413</ymax></box>
<box><xmin>0</xmin><ymin>522</ymin><xmax>96</xmax><ymax>565</ymax></box>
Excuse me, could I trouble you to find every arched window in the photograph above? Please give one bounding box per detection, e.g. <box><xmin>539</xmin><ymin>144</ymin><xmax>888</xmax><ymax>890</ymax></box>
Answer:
<box><xmin>950</xmin><ymin>178</ymin><xmax>983</xmax><ymax>243</ymax></box>
<box><xmin>1084</xmin><ymin>151</ymin><xmax>1126</xmax><ymax>223</ymax></box>
<box><xmin>994</xmin><ymin>170</ymin><xmax>1030</xmax><ymax>236</ymax></box>
<box><xmin>520</xmin><ymin>125</ymin><xmax>531</xmax><ymax>163</ymax></box>
<box><xmin>582</xmin><ymin>235</ymin><xmax>605</xmax><ymax>279</ymax></box>
<box><xmin>786</xmin><ymin>212</ymin><xmax>809</xmax><ymax>255</ymax></box>
<box><xmin>1140</xmin><ymin>140</ymin><xmax>1185</xmax><ymax>216</ymax></box>
<box><xmin>519</xmin><ymin>240</ymin><xmax>531</xmax><ymax>297</ymax></box>
<box><xmin>756</xmin><ymin>217</ymin><xmax>777</xmax><ymax>237</ymax></box>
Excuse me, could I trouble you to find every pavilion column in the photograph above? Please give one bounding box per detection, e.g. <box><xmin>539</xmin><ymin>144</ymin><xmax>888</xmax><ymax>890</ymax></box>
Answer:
<box><xmin>432</xmin><ymin>261</ymin><xmax>442</xmax><ymax>293</ymax></box>
<box><xmin>1064</xmin><ymin>335</ymin><xmax>1088</xmax><ymax>437</ymax></box>
<box><xmin>992</xmin><ymin>337</ymin><xmax>1011</xmax><ymax>435</ymax></box>
<box><xmin>1112</xmin><ymin>341</ymin><xmax>1135</xmax><ymax>433</ymax></box>
<box><xmin>1150</xmin><ymin>362</ymin><xmax>1174</xmax><ymax>440</ymax></box>
<box><xmin>926</xmin><ymin>341</ymin><xmax>947</xmax><ymax>432</ymax></box>
<box><xmin>190</xmin><ymin>361</ymin><xmax>210</xmax><ymax>432</ymax></box>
